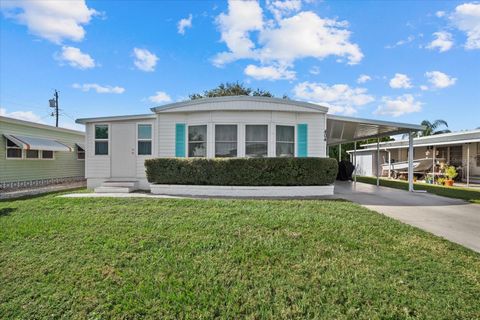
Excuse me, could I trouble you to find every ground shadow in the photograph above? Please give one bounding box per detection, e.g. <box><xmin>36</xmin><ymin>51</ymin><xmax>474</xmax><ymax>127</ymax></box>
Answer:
<box><xmin>0</xmin><ymin>207</ymin><xmax>16</xmax><ymax>217</ymax></box>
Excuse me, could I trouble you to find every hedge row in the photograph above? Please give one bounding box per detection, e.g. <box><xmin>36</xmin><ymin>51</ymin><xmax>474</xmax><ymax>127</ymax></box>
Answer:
<box><xmin>145</xmin><ymin>157</ymin><xmax>338</xmax><ymax>186</ymax></box>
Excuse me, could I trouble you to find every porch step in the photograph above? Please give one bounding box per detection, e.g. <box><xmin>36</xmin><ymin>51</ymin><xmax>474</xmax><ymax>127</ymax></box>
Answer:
<box><xmin>94</xmin><ymin>186</ymin><xmax>135</xmax><ymax>193</ymax></box>
<box><xmin>94</xmin><ymin>180</ymin><xmax>139</xmax><ymax>193</ymax></box>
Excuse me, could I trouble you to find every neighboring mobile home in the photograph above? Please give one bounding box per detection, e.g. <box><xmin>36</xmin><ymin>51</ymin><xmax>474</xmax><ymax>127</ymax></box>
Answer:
<box><xmin>348</xmin><ymin>129</ymin><xmax>480</xmax><ymax>184</ymax></box>
<box><xmin>1</xmin><ymin>116</ymin><xmax>85</xmax><ymax>190</ymax></box>
<box><xmin>76</xmin><ymin>96</ymin><xmax>423</xmax><ymax>191</ymax></box>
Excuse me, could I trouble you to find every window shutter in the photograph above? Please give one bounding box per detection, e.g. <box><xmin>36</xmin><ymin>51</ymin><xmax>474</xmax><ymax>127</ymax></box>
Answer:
<box><xmin>175</xmin><ymin>123</ymin><xmax>186</xmax><ymax>157</ymax></box>
<box><xmin>297</xmin><ymin>124</ymin><xmax>308</xmax><ymax>157</ymax></box>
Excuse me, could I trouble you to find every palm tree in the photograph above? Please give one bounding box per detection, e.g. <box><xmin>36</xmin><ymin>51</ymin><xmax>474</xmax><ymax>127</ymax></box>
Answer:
<box><xmin>419</xmin><ymin>119</ymin><xmax>451</xmax><ymax>136</ymax></box>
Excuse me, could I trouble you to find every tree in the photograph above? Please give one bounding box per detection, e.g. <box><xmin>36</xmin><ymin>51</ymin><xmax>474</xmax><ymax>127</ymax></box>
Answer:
<box><xmin>189</xmin><ymin>82</ymin><xmax>274</xmax><ymax>100</ymax></box>
<box><xmin>419</xmin><ymin>119</ymin><xmax>451</xmax><ymax>136</ymax></box>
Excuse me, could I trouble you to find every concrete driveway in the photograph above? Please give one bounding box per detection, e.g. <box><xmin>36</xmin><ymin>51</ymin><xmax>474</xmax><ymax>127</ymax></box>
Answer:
<box><xmin>334</xmin><ymin>181</ymin><xmax>480</xmax><ymax>253</ymax></box>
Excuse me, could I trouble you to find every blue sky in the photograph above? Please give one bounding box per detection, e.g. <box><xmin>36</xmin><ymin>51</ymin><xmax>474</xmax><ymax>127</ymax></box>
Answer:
<box><xmin>1</xmin><ymin>0</ymin><xmax>479</xmax><ymax>132</ymax></box>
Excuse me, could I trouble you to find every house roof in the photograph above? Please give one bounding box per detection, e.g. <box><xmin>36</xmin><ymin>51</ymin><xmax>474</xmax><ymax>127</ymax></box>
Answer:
<box><xmin>150</xmin><ymin>96</ymin><xmax>329</xmax><ymax>113</ymax></box>
<box><xmin>357</xmin><ymin>129</ymin><xmax>480</xmax><ymax>150</ymax></box>
<box><xmin>1</xmin><ymin>116</ymin><xmax>85</xmax><ymax>135</ymax></box>
<box><xmin>76</xmin><ymin>113</ymin><xmax>156</xmax><ymax>124</ymax></box>
<box><xmin>326</xmin><ymin>115</ymin><xmax>425</xmax><ymax>146</ymax></box>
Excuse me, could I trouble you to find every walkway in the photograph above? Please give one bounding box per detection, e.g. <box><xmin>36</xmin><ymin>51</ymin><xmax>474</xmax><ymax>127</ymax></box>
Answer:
<box><xmin>334</xmin><ymin>181</ymin><xmax>480</xmax><ymax>253</ymax></box>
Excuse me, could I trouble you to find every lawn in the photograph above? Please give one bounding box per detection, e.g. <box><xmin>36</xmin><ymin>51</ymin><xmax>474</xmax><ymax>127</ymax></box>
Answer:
<box><xmin>1</xmin><ymin>193</ymin><xmax>479</xmax><ymax>319</ymax></box>
<box><xmin>356</xmin><ymin>176</ymin><xmax>480</xmax><ymax>204</ymax></box>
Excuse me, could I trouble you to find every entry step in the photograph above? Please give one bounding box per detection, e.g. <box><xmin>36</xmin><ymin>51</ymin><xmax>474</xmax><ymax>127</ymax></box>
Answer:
<box><xmin>94</xmin><ymin>180</ymin><xmax>139</xmax><ymax>193</ymax></box>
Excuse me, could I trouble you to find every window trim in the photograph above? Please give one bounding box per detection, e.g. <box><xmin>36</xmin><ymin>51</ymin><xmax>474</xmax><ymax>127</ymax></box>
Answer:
<box><xmin>5</xmin><ymin>137</ymin><xmax>23</xmax><ymax>160</ymax></box>
<box><xmin>25</xmin><ymin>149</ymin><xmax>40</xmax><ymax>159</ymax></box>
<box><xmin>187</xmin><ymin>124</ymin><xmax>208</xmax><ymax>158</ymax></box>
<box><xmin>275</xmin><ymin>124</ymin><xmax>295</xmax><ymax>157</ymax></box>
<box><xmin>41</xmin><ymin>150</ymin><xmax>55</xmax><ymax>160</ymax></box>
<box><xmin>214</xmin><ymin>124</ymin><xmax>238</xmax><ymax>158</ymax></box>
<box><xmin>245</xmin><ymin>124</ymin><xmax>269</xmax><ymax>158</ymax></box>
<box><xmin>76</xmin><ymin>146</ymin><xmax>85</xmax><ymax>161</ymax></box>
<box><xmin>94</xmin><ymin>123</ymin><xmax>110</xmax><ymax>156</ymax></box>
<box><xmin>136</xmin><ymin>123</ymin><xmax>153</xmax><ymax>156</ymax></box>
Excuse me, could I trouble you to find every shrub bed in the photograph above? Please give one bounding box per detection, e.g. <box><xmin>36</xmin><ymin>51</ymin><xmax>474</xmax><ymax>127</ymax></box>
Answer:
<box><xmin>145</xmin><ymin>157</ymin><xmax>338</xmax><ymax>186</ymax></box>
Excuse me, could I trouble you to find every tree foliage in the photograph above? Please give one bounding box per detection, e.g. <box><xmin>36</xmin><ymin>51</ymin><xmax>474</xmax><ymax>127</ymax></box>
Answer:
<box><xmin>189</xmin><ymin>82</ymin><xmax>275</xmax><ymax>100</ymax></box>
<box><xmin>419</xmin><ymin>119</ymin><xmax>451</xmax><ymax>136</ymax></box>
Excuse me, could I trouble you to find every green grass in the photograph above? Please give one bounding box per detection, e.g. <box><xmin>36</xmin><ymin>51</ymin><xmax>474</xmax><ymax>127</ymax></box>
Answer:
<box><xmin>356</xmin><ymin>176</ymin><xmax>480</xmax><ymax>203</ymax></box>
<box><xmin>1</xmin><ymin>192</ymin><xmax>479</xmax><ymax>319</ymax></box>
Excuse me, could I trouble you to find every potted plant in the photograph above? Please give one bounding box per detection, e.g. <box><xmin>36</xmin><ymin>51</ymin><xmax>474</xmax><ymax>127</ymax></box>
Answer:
<box><xmin>444</xmin><ymin>166</ymin><xmax>458</xmax><ymax>187</ymax></box>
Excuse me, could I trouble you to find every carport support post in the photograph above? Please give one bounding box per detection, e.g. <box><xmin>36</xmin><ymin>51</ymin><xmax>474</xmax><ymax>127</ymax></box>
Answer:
<box><xmin>432</xmin><ymin>146</ymin><xmax>436</xmax><ymax>185</ymax></box>
<box><xmin>408</xmin><ymin>132</ymin><xmax>414</xmax><ymax>192</ymax></box>
<box><xmin>339</xmin><ymin>144</ymin><xmax>342</xmax><ymax>161</ymax></box>
<box><xmin>354</xmin><ymin>141</ymin><xmax>357</xmax><ymax>183</ymax></box>
<box><xmin>467</xmin><ymin>143</ymin><xmax>470</xmax><ymax>187</ymax></box>
<box><xmin>376</xmin><ymin>138</ymin><xmax>380</xmax><ymax>186</ymax></box>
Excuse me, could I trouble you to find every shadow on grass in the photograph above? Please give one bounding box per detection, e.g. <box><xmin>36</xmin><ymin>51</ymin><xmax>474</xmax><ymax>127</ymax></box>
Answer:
<box><xmin>0</xmin><ymin>207</ymin><xmax>16</xmax><ymax>217</ymax></box>
<box><xmin>0</xmin><ymin>187</ymin><xmax>87</xmax><ymax>203</ymax></box>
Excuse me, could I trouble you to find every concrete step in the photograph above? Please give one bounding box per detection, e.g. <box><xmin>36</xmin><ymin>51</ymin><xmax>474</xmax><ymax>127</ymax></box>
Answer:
<box><xmin>101</xmin><ymin>181</ymin><xmax>138</xmax><ymax>188</ymax></box>
<box><xmin>94</xmin><ymin>186</ymin><xmax>135</xmax><ymax>193</ymax></box>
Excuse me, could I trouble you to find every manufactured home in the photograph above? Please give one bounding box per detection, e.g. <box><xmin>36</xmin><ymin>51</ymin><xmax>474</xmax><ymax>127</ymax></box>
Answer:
<box><xmin>76</xmin><ymin>96</ymin><xmax>423</xmax><ymax>192</ymax></box>
<box><xmin>1</xmin><ymin>116</ymin><xmax>85</xmax><ymax>190</ymax></box>
<box><xmin>348</xmin><ymin>129</ymin><xmax>480</xmax><ymax>184</ymax></box>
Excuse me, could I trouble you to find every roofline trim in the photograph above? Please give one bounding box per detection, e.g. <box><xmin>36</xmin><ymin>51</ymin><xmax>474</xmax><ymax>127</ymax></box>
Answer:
<box><xmin>150</xmin><ymin>96</ymin><xmax>329</xmax><ymax>113</ymax></box>
<box><xmin>1</xmin><ymin>116</ymin><xmax>85</xmax><ymax>135</ymax></box>
<box><xmin>76</xmin><ymin>113</ymin><xmax>156</xmax><ymax>124</ymax></box>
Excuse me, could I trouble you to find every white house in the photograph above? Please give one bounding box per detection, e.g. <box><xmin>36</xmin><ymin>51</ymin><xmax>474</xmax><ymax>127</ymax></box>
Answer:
<box><xmin>348</xmin><ymin>129</ymin><xmax>480</xmax><ymax>185</ymax></box>
<box><xmin>76</xmin><ymin>96</ymin><xmax>423</xmax><ymax>192</ymax></box>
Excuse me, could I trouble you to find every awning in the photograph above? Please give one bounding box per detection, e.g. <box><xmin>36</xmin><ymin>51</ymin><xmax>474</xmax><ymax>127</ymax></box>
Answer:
<box><xmin>76</xmin><ymin>143</ymin><xmax>85</xmax><ymax>150</ymax></box>
<box><xmin>3</xmin><ymin>134</ymin><xmax>72</xmax><ymax>152</ymax></box>
<box><xmin>326</xmin><ymin>115</ymin><xmax>424</xmax><ymax>146</ymax></box>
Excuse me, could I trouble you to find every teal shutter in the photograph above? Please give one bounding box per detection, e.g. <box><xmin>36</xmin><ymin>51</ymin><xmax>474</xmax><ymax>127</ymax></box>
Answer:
<box><xmin>297</xmin><ymin>124</ymin><xmax>308</xmax><ymax>157</ymax></box>
<box><xmin>175</xmin><ymin>123</ymin><xmax>186</xmax><ymax>157</ymax></box>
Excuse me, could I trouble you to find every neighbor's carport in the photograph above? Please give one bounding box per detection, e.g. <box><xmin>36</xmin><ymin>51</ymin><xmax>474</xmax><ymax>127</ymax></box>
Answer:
<box><xmin>326</xmin><ymin>115</ymin><xmax>424</xmax><ymax>192</ymax></box>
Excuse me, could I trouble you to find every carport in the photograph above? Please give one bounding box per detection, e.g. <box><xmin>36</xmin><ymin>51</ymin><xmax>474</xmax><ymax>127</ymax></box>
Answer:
<box><xmin>326</xmin><ymin>115</ymin><xmax>424</xmax><ymax>192</ymax></box>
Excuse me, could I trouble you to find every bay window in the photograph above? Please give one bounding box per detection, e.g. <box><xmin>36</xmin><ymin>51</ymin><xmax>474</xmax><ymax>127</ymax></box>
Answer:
<box><xmin>246</xmin><ymin>125</ymin><xmax>268</xmax><ymax>157</ymax></box>
<box><xmin>188</xmin><ymin>125</ymin><xmax>207</xmax><ymax>157</ymax></box>
<box><xmin>215</xmin><ymin>125</ymin><xmax>237</xmax><ymax>157</ymax></box>
<box><xmin>276</xmin><ymin>125</ymin><xmax>295</xmax><ymax>157</ymax></box>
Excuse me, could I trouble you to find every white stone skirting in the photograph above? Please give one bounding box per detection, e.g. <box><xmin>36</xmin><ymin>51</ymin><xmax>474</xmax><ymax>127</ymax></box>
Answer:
<box><xmin>150</xmin><ymin>184</ymin><xmax>334</xmax><ymax>198</ymax></box>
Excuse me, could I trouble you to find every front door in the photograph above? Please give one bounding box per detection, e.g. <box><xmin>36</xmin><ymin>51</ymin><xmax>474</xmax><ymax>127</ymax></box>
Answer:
<box><xmin>111</xmin><ymin>123</ymin><xmax>136</xmax><ymax>178</ymax></box>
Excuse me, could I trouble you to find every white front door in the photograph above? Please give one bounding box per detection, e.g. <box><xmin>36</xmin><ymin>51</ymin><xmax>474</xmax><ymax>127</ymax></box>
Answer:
<box><xmin>111</xmin><ymin>123</ymin><xmax>137</xmax><ymax>178</ymax></box>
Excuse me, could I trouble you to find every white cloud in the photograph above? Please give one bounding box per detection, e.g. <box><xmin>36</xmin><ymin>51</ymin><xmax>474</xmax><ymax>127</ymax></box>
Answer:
<box><xmin>450</xmin><ymin>2</ymin><xmax>480</xmax><ymax>49</ymax></box>
<box><xmin>375</xmin><ymin>94</ymin><xmax>422</xmax><ymax>117</ymax></box>
<box><xmin>385</xmin><ymin>35</ymin><xmax>415</xmax><ymax>48</ymax></box>
<box><xmin>266</xmin><ymin>0</ymin><xmax>302</xmax><ymax>21</ymax></box>
<box><xmin>178</xmin><ymin>14</ymin><xmax>193</xmax><ymax>35</ymax></box>
<box><xmin>72</xmin><ymin>83</ymin><xmax>125</xmax><ymax>94</ymax></box>
<box><xmin>425</xmin><ymin>71</ymin><xmax>457</xmax><ymax>89</ymax></box>
<box><xmin>436</xmin><ymin>11</ymin><xmax>446</xmax><ymax>18</ymax></box>
<box><xmin>133</xmin><ymin>48</ymin><xmax>158</xmax><ymax>72</ymax></box>
<box><xmin>420</xmin><ymin>85</ymin><xmax>429</xmax><ymax>91</ymax></box>
<box><xmin>427</xmin><ymin>31</ymin><xmax>453</xmax><ymax>52</ymax></box>
<box><xmin>357</xmin><ymin>74</ymin><xmax>371</xmax><ymax>84</ymax></box>
<box><xmin>0</xmin><ymin>0</ymin><xmax>98</xmax><ymax>44</ymax></box>
<box><xmin>0</xmin><ymin>107</ymin><xmax>44</xmax><ymax>123</ymax></box>
<box><xmin>389</xmin><ymin>73</ymin><xmax>412</xmax><ymax>89</ymax></box>
<box><xmin>293</xmin><ymin>81</ymin><xmax>374</xmax><ymax>115</ymax></box>
<box><xmin>244</xmin><ymin>64</ymin><xmax>296</xmax><ymax>80</ymax></box>
<box><xmin>213</xmin><ymin>0</ymin><xmax>363</xmax><ymax>78</ymax></box>
<box><xmin>56</xmin><ymin>46</ymin><xmax>96</xmax><ymax>69</ymax></box>
<box><xmin>148</xmin><ymin>91</ymin><xmax>172</xmax><ymax>104</ymax></box>
<box><xmin>309</xmin><ymin>66</ymin><xmax>320</xmax><ymax>75</ymax></box>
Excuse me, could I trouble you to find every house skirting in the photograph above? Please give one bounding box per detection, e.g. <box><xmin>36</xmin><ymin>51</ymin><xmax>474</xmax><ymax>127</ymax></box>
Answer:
<box><xmin>150</xmin><ymin>184</ymin><xmax>335</xmax><ymax>198</ymax></box>
<box><xmin>0</xmin><ymin>176</ymin><xmax>85</xmax><ymax>191</ymax></box>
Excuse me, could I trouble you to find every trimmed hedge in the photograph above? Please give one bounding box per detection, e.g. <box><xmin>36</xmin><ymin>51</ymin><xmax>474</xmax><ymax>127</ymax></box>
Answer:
<box><xmin>145</xmin><ymin>157</ymin><xmax>338</xmax><ymax>186</ymax></box>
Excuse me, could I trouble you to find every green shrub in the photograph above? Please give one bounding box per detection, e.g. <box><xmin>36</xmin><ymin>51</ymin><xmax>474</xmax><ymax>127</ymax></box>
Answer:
<box><xmin>145</xmin><ymin>157</ymin><xmax>338</xmax><ymax>186</ymax></box>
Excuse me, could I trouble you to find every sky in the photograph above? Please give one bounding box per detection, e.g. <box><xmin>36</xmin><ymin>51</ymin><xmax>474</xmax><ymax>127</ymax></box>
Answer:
<box><xmin>0</xmin><ymin>0</ymin><xmax>479</xmax><ymax>132</ymax></box>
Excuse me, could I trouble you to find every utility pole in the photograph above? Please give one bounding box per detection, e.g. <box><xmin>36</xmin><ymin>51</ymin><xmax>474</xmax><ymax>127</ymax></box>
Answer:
<box><xmin>49</xmin><ymin>90</ymin><xmax>59</xmax><ymax>127</ymax></box>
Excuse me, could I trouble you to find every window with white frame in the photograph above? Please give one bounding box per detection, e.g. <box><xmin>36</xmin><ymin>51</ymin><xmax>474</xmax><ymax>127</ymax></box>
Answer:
<box><xmin>246</xmin><ymin>125</ymin><xmax>268</xmax><ymax>157</ymax></box>
<box><xmin>188</xmin><ymin>125</ymin><xmax>207</xmax><ymax>157</ymax></box>
<box><xmin>6</xmin><ymin>138</ymin><xmax>22</xmax><ymax>159</ymax></box>
<box><xmin>215</xmin><ymin>125</ymin><xmax>237</xmax><ymax>157</ymax></box>
<box><xmin>42</xmin><ymin>150</ymin><xmax>54</xmax><ymax>159</ymax></box>
<box><xmin>77</xmin><ymin>146</ymin><xmax>85</xmax><ymax>160</ymax></box>
<box><xmin>276</xmin><ymin>125</ymin><xmax>294</xmax><ymax>157</ymax></box>
<box><xmin>137</xmin><ymin>124</ymin><xmax>152</xmax><ymax>155</ymax></box>
<box><xmin>94</xmin><ymin>124</ymin><xmax>109</xmax><ymax>155</ymax></box>
<box><xmin>26</xmin><ymin>150</ymin><xmax>39</xmax><ymax>159</ymax></box>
